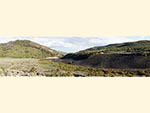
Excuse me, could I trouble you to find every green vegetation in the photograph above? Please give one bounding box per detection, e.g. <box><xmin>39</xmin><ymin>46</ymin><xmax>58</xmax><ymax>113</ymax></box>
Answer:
<box><xmin>38</xmin><ymin>59</ymin><xmax>150</xmax><ymax>77</ymax></box>
<box><xmin>0</xmin><ymin>40</ymin><xmax>63</xmax><ymax>58</ymax></box>
<box><xmin>86</xmin><ymin>40</ymin><xmax>150</xmax><ymax>54</ymax></box>
<box><xmin>0</xmin><ymin>58</ymin><xmax>149</xmax><ymax>77</ymax></box>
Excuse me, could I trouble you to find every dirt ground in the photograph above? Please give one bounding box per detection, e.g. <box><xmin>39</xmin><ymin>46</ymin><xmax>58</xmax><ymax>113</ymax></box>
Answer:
<box><xmin>0</xmin><ymin>58</ymin><xmax>45</xmax><ymax>76</ymax></box>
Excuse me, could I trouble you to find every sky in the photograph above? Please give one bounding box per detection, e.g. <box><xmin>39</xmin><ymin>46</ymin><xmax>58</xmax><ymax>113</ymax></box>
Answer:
<box><xmin>0</xmin><ymin>36</ymin><xmax>150</xmax><ymax>53</ymax></box>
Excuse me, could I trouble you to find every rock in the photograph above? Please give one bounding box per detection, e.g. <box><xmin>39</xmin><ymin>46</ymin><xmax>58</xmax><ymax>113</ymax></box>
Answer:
<box><xmin>73</xmin><ymin>72</ymin><xmax>87</xmax><ymax>77</ymax></box>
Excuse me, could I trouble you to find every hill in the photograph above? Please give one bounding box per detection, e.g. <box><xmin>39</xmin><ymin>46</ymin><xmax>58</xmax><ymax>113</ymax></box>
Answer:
<box><xmin>62</xmin><ymin>40</ymin><xmax>150</xmax><ymax>69</ymax></box>
<box><xmin>86</xmin><ymin>40</ymin><xmax>150</xmax><ymax>54</ymax></box>
<box><xmin>63</xmin><ymin>40</ymin><xmax>150</xmax><ymax>60</ymax></box>
<box><xmin>0</xmin><ymin>40</ymin><xmax>63</xmax><ymax>58</ymax></box>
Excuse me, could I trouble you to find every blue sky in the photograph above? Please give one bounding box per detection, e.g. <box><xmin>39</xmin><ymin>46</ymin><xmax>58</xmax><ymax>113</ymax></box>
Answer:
<box><xmin>0</xmin><ymin>36</ymin><xmax>150</xmax><ymax>53</ymax></box>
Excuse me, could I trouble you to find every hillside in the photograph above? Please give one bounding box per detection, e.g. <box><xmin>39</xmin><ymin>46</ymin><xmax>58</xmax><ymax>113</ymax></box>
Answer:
<box><xmin>86</xmin><ymin>40</ymin><xmax>150</xmax><ymax>54</ymax></box>
<box><xmin>63</xmin><ymin>40</ymin><xmax>150</xmax><ymax>60</ymax></box>
<box><xmin>0</xmin><ymin>58</ymin><xmax>150</xmax><ymax>77</ymax></box>
<box><xmin>62</xmin><ymin>40</ymin><xmax>150</xmax><ymax>69</ymax></box>
<box><xmin>0</xmin><ymin>40</ymin><xmax>63</xmax><ymax>58</ymax></box>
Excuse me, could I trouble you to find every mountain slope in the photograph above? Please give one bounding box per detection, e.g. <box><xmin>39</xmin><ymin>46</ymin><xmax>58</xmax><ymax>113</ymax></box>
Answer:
<box><xmin>62</xmin><ymin>40</ymin><xmax>150</xmax><ymax>69</ymax></box>
<box><xmin>63</xmin><ymin>40</ymin><xmax>150</xmax><ymax>60</ymax></box>
<box><xmin>86</xmin><ymin>40</ymin><xmax>150</xmax><ymax>54</ymax></box>
<box><xmin>0</xmin><ymin>40</ymin><xmax>63</xmax><ymax>58</ymax></box>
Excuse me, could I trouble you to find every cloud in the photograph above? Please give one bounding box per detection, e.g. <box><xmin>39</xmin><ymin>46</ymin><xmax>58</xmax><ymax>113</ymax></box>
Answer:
<box><xmin>0</xmin><ymin>36</ymin><xmax>149</xmax><ymax>52</ymax></box>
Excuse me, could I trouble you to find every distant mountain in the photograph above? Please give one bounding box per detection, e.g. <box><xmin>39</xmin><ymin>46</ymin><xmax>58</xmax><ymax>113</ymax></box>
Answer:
<box><xmin>62</xmin><ymin>40</ymin><xmax>150</xmax><ymax>69</ymax></box>
<box><xmin>0</xmin><ymin>40</ymin><xmax>63</xmax><ymax>58</ymax></box>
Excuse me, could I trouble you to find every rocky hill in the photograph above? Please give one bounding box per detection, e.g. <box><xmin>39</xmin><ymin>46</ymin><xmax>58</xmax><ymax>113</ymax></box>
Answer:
<box><xmin>0</xmin><ymin>40</ymin><xmax>63</xmax><ymax>58</ymax></box>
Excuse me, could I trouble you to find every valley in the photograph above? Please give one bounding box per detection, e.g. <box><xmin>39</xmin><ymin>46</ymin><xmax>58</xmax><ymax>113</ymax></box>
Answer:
<box><xmin>0</xmin><ymin>39</ymin><xmax>150</xmax><ymax>77</ymax></box>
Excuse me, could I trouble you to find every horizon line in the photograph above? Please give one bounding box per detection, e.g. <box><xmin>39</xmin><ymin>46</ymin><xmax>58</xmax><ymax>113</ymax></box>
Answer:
<box><xmin>0</xmin><ymin>36</ymin><xmax>149</xmax><ymax>53</ymax></box>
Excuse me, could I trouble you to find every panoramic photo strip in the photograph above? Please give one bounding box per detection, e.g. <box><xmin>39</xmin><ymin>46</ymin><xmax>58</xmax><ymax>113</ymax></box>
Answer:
<box><xmin>0</xmin><ymin>36</ymin><xmax>150</xmax><ymax>77</ymax></box>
